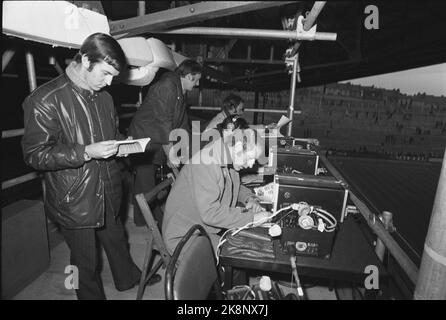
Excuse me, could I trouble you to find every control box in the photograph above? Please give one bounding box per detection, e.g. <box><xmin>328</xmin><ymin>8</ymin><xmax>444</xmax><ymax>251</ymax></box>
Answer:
<box><xmin>272</xmin><ymin>174</ymin><xmax>349</xmax><ymax>259</ymax></box>
<box><xmin>269</xmin><ymin>146</ymin><xmax>319</xmax><ymax>175</ymax></box>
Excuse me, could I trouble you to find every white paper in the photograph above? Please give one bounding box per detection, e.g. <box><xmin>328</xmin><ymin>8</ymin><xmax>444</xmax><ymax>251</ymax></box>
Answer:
<box><xmin>276</xmin><ymin>115</ymin><xmax>291</xmax><ymax>128</ymax></box>
<box><xmin>115</xmin><ymin>138</ymin><xmax>151</xmax><ymax>154</ymax></box>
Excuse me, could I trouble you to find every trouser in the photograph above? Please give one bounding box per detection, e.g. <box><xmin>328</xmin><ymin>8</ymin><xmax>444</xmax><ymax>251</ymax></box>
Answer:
<box><xmin>60</xmin><ymin>198</ymin><xmax>141</xmax><ymax>300</ymax></box>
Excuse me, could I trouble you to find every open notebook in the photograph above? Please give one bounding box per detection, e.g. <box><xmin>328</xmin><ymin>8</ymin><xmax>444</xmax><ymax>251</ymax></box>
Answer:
<box><xmin>115</xmin><ymin>138</ymin><xmax>151</xmax><ymax>155</ymax></box>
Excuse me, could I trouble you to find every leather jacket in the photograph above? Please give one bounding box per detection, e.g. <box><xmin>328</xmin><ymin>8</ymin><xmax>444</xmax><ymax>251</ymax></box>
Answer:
<box><xmin>21</xmin><ymin>66</ymin><xmax>123</xmax><ymax>229</ymax></box>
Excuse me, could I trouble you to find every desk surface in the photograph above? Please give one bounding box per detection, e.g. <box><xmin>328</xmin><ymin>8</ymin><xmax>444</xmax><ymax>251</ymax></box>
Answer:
<box><xmin>220</xmin><ymin>215</ymin><xmax>388</xmax><ymax>284</ymax></box>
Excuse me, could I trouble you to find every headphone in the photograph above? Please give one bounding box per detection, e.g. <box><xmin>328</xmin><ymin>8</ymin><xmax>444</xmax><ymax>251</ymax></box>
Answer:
<box><xmin>274</xmin><ymin>202</ymin><xmax>337</xmax><ymax>233</ymax></box>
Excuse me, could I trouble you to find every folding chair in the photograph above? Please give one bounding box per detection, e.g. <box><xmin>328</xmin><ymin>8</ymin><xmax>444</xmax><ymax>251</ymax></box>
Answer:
<box><xmin>135</xmin><ymin>176</ymin><xmax>174</xmax><ymax>300</ymax></box>
<box><xmin>165</xmin><ymin>224</ymin><xmax>224</xmax><ymax>300</ymax></box>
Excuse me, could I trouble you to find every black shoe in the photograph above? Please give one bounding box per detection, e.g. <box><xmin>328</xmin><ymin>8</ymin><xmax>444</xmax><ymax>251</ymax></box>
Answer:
<box><xmin>116</xmin><ymin>279</ymin><xmax>140</xmax><ymax>292</ymax></box>
<box><xmin>147</xmin><ymin>273</ymin><xmax>162</xmax><ymax>286</ymax></box>
<box><xmin>116</xmin><ymin>268</ymin><xmax>142</xmax><ymax>292</ymax></box>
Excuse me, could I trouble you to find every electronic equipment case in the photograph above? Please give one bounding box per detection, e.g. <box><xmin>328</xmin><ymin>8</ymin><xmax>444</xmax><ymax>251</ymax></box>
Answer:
<box><xmin>273</xmin><ymin>173</ymin><xmax>349</xmax><ymax>259</ymax></box>
<box><xmin>269</xmin><ymin>146</ymin><xmax>320</xmax><ymax>175</ymax></box>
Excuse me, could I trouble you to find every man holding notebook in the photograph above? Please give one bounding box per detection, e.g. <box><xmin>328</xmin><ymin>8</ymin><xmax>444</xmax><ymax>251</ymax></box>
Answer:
<box><xmin>21</xmin><ymin>33</ymin><xmax>154</xmax><ymax>299</ymax></box>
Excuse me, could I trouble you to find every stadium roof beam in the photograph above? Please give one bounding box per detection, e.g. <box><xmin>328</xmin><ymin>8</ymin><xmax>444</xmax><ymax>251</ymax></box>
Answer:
<box><xmin>109</xmin><ymin>1</ymin><xmax>296</xmax><ymax>38</ymax></box>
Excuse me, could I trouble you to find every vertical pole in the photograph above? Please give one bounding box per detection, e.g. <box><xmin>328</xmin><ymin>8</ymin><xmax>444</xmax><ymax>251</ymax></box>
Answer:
<box><xmin>25</xmin><ymin>51</ymin><xmax>46</xmax><ymax>204</ymax></box>
<box><xmin>138</xmin><ymin>88</ymin><xmax>143</xmax><ymax>105</ymax></box>
<box><xmin>2</xmin><ymin>49</ymin><xmax>16</xmax><ymax>72</ymax></box>
<box><xmin>25</xmin><ymin>51</ymin><xmax>37</xmax><ymax>92</ymax></box>
<box><xmin>253</xmin><ymin>91</ymin><xmax>259</xmax><ymax>125</ymax></box>
<box><xmin>138</xmin><ymin>1</ymin><xmax>146</xmax><ymax>16</ymax></box>
<box><xmin>198</xmin><ymin>89</ymin><xmax>203</xmax><ymax>107</ymax></box>
<box><xmin>414</xmin><ymin>148</ymin><xmax>446</xmax><ymax>300</ymax></box>
<box><xmin>287</xmin><ymin>54</ymin><xmax>298</xmax><ymax>137</ymax></box>
<box><xmin>375</xmin><ymin>211</ymin><xmax>394</xmax><ymax>261</ymax></box>
<box><xmin>49</xmin><ymin>56</ymin><xmax>64</xmax><ymax>75</ymax></box>
<box><xmin>269</xmin><ymin>45</ymin><xmax>274</xmax><ymax>62</ymax></box>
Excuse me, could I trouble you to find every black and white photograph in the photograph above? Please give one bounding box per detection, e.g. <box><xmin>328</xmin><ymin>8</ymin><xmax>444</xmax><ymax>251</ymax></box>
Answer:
<box><xmin>1</xmin><ymin>1</ymin><xmax>446</xmax><ymax>303</ymax></box>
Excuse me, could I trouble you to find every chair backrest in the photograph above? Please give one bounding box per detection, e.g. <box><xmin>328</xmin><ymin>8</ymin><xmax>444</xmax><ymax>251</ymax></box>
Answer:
<box><xmin>165</xmin><ymin>224</ymin><xmax>223</xmax><ymax>300</ymax></box>
<box><xmin>135</xmin><ymin>176</ymin><xmax>175</xmax><ymax>265</ymax></box>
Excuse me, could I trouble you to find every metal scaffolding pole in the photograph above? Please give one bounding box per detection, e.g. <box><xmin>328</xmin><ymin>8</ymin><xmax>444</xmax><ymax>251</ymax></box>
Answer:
<box><xmin>284</xmin><ymin>1</ymin><xmax>327</xmax><ymax>136</ymax></box>
<box><xmin>2</xmin><ymin>128</ymin><xmax>25</xmax><ymax>138</ymax></box>
<box><xmin>49</xmin><ymin>56</ymin><xmax>64</xmax><ymax>75</ymax></box>
<box><xmin>138</xmin><ymin>1</ymin><xmax>146</xmax><ymax>16</ymax></box>
<box><xmin>155</xmin><ymin>27</ymin><xmax>336</xmax><ymax>41</ymax></box>
<box><xmin>290</xmin><ymin>1</ymin><xmax>327</xmax><ymax>56</ymax></box>
<box><xmin>24</xmin><ymin>50</ymin><xmax>44</xmax><ymax>198</ymax></box>
<box><xmin>25</xmin><ymin>51</ymin><xmax>37</xmax><ymax>91</ymax></box>
<box><xmin>188</xmin><ymin>106</ymin><xmax>302</xmax><ymax>114</ymax></box>
<box><xmin>287</xmin><ymin>54</ymin><xmax>299</xmax><ymax>137</ymax></box>
<box><xmin>2</xmin><ymin>173</ymin><xmax>39</xmax><ymax>190</ymax></box>
<box><xmin>2</xmin><ymin>49</ymin><xmax>16</xmax><ymax>72</ymax></box>
<box><xmin>414</xmin><ymin>149</ymin><xmax>446</xmax><ymax>300</ymax></box>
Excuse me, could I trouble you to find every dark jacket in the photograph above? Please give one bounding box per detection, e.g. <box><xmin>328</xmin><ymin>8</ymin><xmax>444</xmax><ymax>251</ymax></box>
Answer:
<box><xmin>128</xmin><ymin>71</ymin><xmax>190</xmax><ymax>165</ymax></box>
<box><xmin>21</xmin><ymin>66</ymin><xmax>123</xmax><ymax>229</ymax></box>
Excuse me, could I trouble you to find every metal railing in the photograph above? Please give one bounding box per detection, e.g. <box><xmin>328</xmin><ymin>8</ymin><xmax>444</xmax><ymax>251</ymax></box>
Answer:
<box><xmin>318</xmin><ymin>152</ymin><xmax>419</xmax><ymax>284</ymax></box>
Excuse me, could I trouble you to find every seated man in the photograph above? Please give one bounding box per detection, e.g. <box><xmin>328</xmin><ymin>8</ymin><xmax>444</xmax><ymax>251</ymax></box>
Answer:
<box><xmin>162</xmin><ymin>127</ymin><xmax>269</xmax><ymax>259</ymax></box>
<box><xmin>204</xmin><ymin>93</ymin><xmax>245</xmax><ymax>132</ymax></box>
<box><xmin>196</xmin><ymin>114</ymin><xmax>250</xmax><ymax>151</ymax></box>
<box><xmin>216</xmin><ymin>114</ymin><xmax>249</xmax><ymax>135</ymax></box>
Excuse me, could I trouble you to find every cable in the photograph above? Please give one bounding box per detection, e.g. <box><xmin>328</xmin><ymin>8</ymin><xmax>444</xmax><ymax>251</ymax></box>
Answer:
<box><xmin>313</xmin><ymin>207</ymin><xmax>337</xmax><ymax>232</ymax></box>
<box><xmin>288</xmin><ymin>245</ymin><xmax>304</xmax><ymax>300</ymax></box>
<box><xmin>216</xmin><ymin>205</ymin><xmax>293</xmax><ymax>264</ymax></box>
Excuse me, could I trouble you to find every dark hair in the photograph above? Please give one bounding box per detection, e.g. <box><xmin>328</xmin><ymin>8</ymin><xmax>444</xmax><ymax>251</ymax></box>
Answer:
<box><xmin>175</xmin><ymin>59</ymin><xmax>202</xmax><ymax>77</ymax></box>
<box><xmin>222</xmin><ymin>93</ymin><xmax>244</xmax><ymax>113</ymax></box>
<box><xmin>216</xmin><ymin>115</ymin><xmax>249</xmax><ymax>135</ymax></box>
<box><xmin>73</xmin><ymin>33</ymin><xmax>126</xmax><ymax>72</ymax></box>
<box><xmin>227</xmin><ymin>128</ymin><xmax>266</xmax><ymax>164</ymax></box>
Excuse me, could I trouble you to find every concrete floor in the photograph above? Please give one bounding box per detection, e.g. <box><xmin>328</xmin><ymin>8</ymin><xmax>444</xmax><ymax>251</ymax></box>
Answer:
<box><xmin>12</xmin><ymin>207</ymin><xmax>336</xmax><ymax>300</ymax></box>
<box><xmin>13</xmin><ymin>216</ymin><xmax>165</xmax><ymax>300</ymax></box>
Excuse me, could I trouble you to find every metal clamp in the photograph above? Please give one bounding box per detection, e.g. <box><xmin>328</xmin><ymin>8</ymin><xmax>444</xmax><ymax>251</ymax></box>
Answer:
<box><xmin>296</xmin><ymin>15</ymin><xmax>317</xmax><ymax>40</ymax></box>
<box><xmin>379</xmin><ymin>211</ymin><xmax>396</xmax><ymax>233</ymax></box>
<box><xmin>284</xmin><ymin>51</ymin><xmax>299</xmax><ymax>76</ymax></box>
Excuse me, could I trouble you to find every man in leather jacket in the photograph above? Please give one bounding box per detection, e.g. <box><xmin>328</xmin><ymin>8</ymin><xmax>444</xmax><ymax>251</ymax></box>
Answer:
<box><xmin>128</xmin><ymin>59</ymin><xmax>202</xmax><ymax>226</ymax></box>
<box><xmin>21</xmin><ymin>33</ymin><xmax>150</xmax><ymax>299</ymax></box>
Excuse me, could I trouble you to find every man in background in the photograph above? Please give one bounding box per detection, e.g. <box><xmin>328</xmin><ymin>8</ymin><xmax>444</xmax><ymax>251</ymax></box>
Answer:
<box><xmin>128</xmin><ymin>59</ymin><xmax>202</xmax><ymax>226</ymax></box>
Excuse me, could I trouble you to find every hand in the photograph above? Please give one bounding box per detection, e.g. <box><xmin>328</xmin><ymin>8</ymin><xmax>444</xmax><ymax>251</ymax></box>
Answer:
<box><xmin>253</xmin><ymin>211</ymin><xmax>272</xmax><ymax>227</ymax></box>
<box><xmin>116</xmin><ymin>136</ymin><xmax>133</xmax><ymax>157</ymax></box>
<box><xmin>166</xmin><ymin>159</ymin><xmax>179</xmax><ymax>169</ymax></box>
<box><xmin>85</xmin><ymin>140</ymin><xmax>118</xmax><ymax>159</ymax></box>
<box><xmin>265</xmin><ymin>123</ymin><xmax>277</xmax><ymax>129</ymax></box>
<box><xmin>245</xmin><ymin>198</ymin><xmax>265</xmax><ymax>213</ymax></box>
